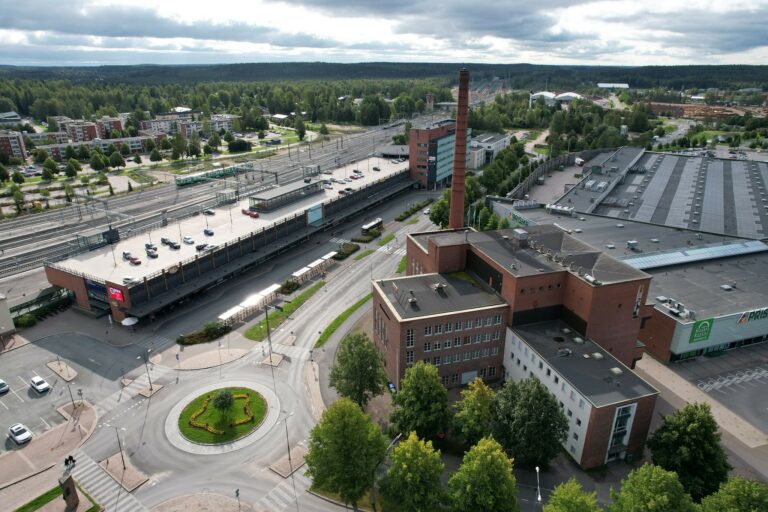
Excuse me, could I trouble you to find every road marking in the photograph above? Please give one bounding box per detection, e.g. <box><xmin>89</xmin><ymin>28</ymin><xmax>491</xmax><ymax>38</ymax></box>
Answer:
<box><xmin>0</xmin><ymin>398</ymin><xmax>8</xmax><ymax>409</ymax></box>
<box><xmin>39</xmin><ymin>416</ymin><xmax>50</xmax><ymax>429</ymax></box>
<box><xmin>10</xmin><ymin>387</ymin><xmax>25</xmax><ymax>403</ymax></box>
<box><xmin>17</xmin><ymin>376</ymin><xmax>28</xmax><ymax>386</ymax></box>
<box><xmin>87</xmin><ymin>358</ymin><xmax>102</xmax><ymax>366</ymax></box>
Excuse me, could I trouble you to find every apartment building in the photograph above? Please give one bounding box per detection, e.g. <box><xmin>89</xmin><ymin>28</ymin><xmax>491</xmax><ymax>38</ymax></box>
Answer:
<box><xmin>0</xmin><ymin>130</ymin><xmax>28</xmax><ymax>159</ymax></box>
<box><xmin>67</xmin><ymin>122</ymin><xmax>99</xmax><ymax>143</ymax></box>
<box><xmin>96</xmin><ymin>116</ymin><xmax>124</xmax><ymax>138</ymax></box>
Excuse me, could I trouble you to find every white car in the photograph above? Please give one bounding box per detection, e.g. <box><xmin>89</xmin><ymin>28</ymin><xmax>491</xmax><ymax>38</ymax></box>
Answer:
<box><xmin>30</xmin><ymin>376</ymin><xmax>50</xmax><ymax>393</ymax></box>
<box><xmin>183</xmin><ymin>236</ymin><xmax>194</xmax><ymax>245</ymax></box>
<box><xmin>9</xmin><ymin>423</ymin><xmax>32</xmax><ymax>445</ymax></box>
<box><xmin>423</xmin><ymin>208</ymin><xmax>431</xmax><ymax>215</ymax></box>
<box><xmin>0</xmin><ymin>379</ymin><xmax>8</xmax><ymax>394</ymax></box>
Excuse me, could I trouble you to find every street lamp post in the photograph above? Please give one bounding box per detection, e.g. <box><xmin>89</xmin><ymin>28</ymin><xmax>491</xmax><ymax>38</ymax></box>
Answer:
<box><xmin>282</xmin><ymin>411</ymin><xmax>300</xmax><ymax>512</ymax></box>
<box><xmin>370</xmin><ymin>433</ymin><xmax>403</xmax><ymax>512</ymax></box>
<box><xmin>105</xmin><ymin>424</ymin><xmax>127</xmax><ymax>470</ymax></box>
<box><xmin>535</xmin><ymin>466</ymin><xmax>542</xmax><ymax>504</ymax></box>
<box><xmin>137</xmin><ymin>349</ymin><xmax>153</xmax><ymax>391</ymax></box>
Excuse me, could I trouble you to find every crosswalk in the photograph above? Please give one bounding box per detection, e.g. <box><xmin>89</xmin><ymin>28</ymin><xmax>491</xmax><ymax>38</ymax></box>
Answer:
<box><xmin>70</xmin><ymin>449</ymin><xmax>148</xmax><ymax>512</ymax></box>
<box><xmin>255</xmin><ymin>469</ymin><xmax>312</xmax><ymax>512</ymax></box>
<box><xmin>270</xmin><ymin>344</ymin><xmax>311</xmax><ymax>361</ymax></box>
<box><xmin>329</xmin><ymin>237</ymin><xmax>350</xmax><ymax>245</ymax></box>
<box><xmin>94</xmin><ymin>364</ymin><xmax>175</xmax><ymax>420</ymax></box>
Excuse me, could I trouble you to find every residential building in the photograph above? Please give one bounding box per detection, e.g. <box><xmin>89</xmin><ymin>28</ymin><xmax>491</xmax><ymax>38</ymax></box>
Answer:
<box><xmin>140</xmin><ymin>119</ymin><xmax>178</xmax><ymax>135</ymax></box>
<box><xmin>210</xmin><ymin>114</ymin><xmax>240</xmax><ymax>133</ymax></box>
<box><xmin>469</xmin><ymin>132</ymin><xmax>512</xmax><ymax>169</ymax></box>
<box><xmin>0</xmin><ymin>111</ymin><xmax>22</xmax><ymax>126</ymax></box>
<box><xmin>0</xmin><ymin>130</ymin><xmax>28</xmax><ymax>159</ymax></box>
<box><xmin>408</xmin><ymin>119</ymin><xmax>471</xmax><ymax>189</ymax></box>
<box><xmin>96</xmin><ymin>116</ymin><xmax>124</xmax><ymax>138</ymax></box>
<box><xmin>179</xmin><ymin>120</ymin><xmax>203</xmax><ymax>138</ymax></box>
<box><xmin>137</xmin><ymin>129</ymin><xmax>168</xmax><ymax>147</ymax></box>
<box><xmin>67</xmin><ymin>122</ymin><xmax>99</xmax><ymax>143</ymax></box>
<box><xmin>37</xmin><ymin>136</ymin><xmax>151</xmax><ymax>161</ymax></box>
<box><xmin>25</xmin><ymin>131</ymin><xmax>69</xmax><ymax>145</ymax></box>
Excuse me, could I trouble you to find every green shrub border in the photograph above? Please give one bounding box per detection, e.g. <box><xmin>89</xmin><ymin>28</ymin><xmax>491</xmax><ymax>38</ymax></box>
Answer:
<box><xmin>315</xmin><ymin>293</ymin><xmax>372</xmax><ymax>348</ymax></box>
<box><xmin>354</xmin><ymin>249</ymin><xmax>375</xmax><ymax>261</ymax></box>
<box><xmin>395</xmin><ymin>198</ymin><xmax>433</xmax><ymax>222</ymax></box>
<box><xmin>333</xmin><ymin>243</ymin><xmax>360</xmax><ymax>260</ymax></box>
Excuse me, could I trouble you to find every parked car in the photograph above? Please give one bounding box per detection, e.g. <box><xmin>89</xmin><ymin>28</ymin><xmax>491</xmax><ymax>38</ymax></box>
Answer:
<box><xmin>344</xmin><ymin>178</ymin><xmax>352</xmax><ymax>183</ymax></box>
<box><xmin>8</xmin><ymin>423</ymin><xmax>32</xmax><ymax>445</ymax></box>
<box><xmin>128</xmin><ymin>256</ymin><xmax>142</xmax><ymax>266</ymax></box>
<box><xmin>169</xmin><ymin>242</ymin><xmax>181</xmax><ymax>250</ymax></box>
<box><xmin>423</xmin><ymin>208</ymin><xmax>431</xmax><ymax>215</ymax></box>
<box><xmin>204</xmin><ymin>228</ymin><xmax>214</xmax><ymax>236</ymax></box>
<box><xmin>372</xmin><ymin>166</ymin><xmax>381</xmax><ymax>172</ymax></box>
<box><xmin>241</xmin><ymin>209</ymin><xmax>251</xmax><ymax>215</ymax></box>
<box><xmin>121</xmin><ymin>251</ymin><xmax>132</xmax><ymax>260</ymax></box>
<box><xmin>345</xmin><ymin>187</ymin><xmax>353</xmax><ymax>192</ymax></box>
<box><xmin>0</xmin><ymin>379</ymin><xmax>9</xmax><ymax>394</ymax></box>
<box><xmin>388</xmin><ymin>382</ymin><xmax>397</xmax><ymax>394</ymax></box>
<box><xmin>145</xmin><ymin>243</ymin><xmax>157</xmax><ymax>251</ymax></box>
<box><xmin>160</xmin><ymin>237</ymin><xmax>171</xmax><ymax>246</ymax></box>
<box><xmin>338</xmin><ymin>190</ymin><xmax>346</xmax><ymax>195</ymax></box>
<box><xmin>353</xmin><ymin>169</ymin><xmax>362</xmax><ymax>174</ymax></box>
<box><xmin>247</xmin><ymin>211</ymin><xmax>260</xmax><ymax>218</ymax></box>
<box><xmin>202</xmin><ymin>209</ymin><xmax>215</xmax><ymax>215</ymax></box>
<box><xmin>183</xmin><ymin>236</ymin><xmax>194</xmax><ymax>245</ymax></box>
<box><xmin>195</xmin><ymin>243</ymin><xmax>208</xmax><ymax>251</ymax></box>
<box><xmin>146</xmin><ymin>250</ymin><xmax>158</xmax><ymax>259</ymax></box>
<box><xmin>30</xmin><ymin>376</ymin><xmax>50</xmax><ymax>393</ymax></box>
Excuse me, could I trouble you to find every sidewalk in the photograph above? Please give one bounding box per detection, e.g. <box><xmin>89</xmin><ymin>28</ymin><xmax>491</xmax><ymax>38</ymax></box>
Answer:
<box><xmin>152</xmin><ymin>330</ymin><xmax>255</xmax><ymax>370</ymax></box>
<box><xmin>0</xmin><ymin>401</ymin><xmax>97</xmax><ymax>490</ymax></box>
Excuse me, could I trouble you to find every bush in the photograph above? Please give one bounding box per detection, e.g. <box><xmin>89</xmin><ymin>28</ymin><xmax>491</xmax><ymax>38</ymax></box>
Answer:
<box><xmin>280</xmin><ymin>279</ymin><xmax>300</xmax><ymax>294</ymax></box>
<box><xmin>14</xmin><ymin>314</ymin><xmax>37</xmax><ymax>328</ymax></box>
<box><xmin>351</xmin><ymin>228</ymin><xmax>381</xmax><ymax>243</ymax></box>
<box><xmin>396</xmin><ymin>198</ymin><xmax>434</xmax><ymax>222</ymax></box>
<box><xmin>178</xmin><ymin>320</ymin><xmax>231</xmax><ymax>345</ymax></box>
<box><xmin>333</xmin><ymin>243</ymin><xmax>360</xmax><ymax>260</ymax></box>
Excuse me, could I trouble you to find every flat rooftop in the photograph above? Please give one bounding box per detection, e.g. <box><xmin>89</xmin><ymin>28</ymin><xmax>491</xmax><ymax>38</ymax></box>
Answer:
<box><xmin>513</xmin><ymin>319</ymin><xmax>658</xmax><ymax>407</ymax></box>
<box><xmin>576</xmin><ymin>152</ymin><xmax>768</xmax><ymax>239</ymax></box>
<box><xmin>250</xmin><ymin>178</ymin><xmax>320</xmax><ymax>200</ymax></box>
<box><xmin>52</xmin><ymin>156</ymin><xmax>408</xmax><ymax>284</ymax></box>
<box><xmin>646</xmin><ymin>252</ymin><xmax>768</xmax><ymax>321</ymax></box>
<box><xmin>410</xmin><ymin>225</ymin><xmax>648</xmax><ymax>284</ymax></box>
<box><xmin>375</xmin><ymin>272</ymin><xmax>506</xmax><ymax>320</ymax></box>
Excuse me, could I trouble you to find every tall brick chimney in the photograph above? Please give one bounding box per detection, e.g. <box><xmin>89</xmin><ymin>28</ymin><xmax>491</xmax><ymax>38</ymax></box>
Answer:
<box><xmin>449</xmin><ymin>68</ymin><xmax>469</xmax><ymax>229</ymax></box>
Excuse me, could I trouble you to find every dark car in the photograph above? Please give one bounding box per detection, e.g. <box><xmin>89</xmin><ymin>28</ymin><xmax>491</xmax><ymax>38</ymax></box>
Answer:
<box><xmin>202</xmin><ymin>209</ymin><xmax>215</xmax><ymax>215</ymax></box>
<box><xmin>204</xmin><ymin>228</ymin><xmax>214</xmax><ymax>236</ymax></box>
<box><xmin>195</xmin><ymin>243</ymin><xmax>208</xmax><ymax>251</ymax></box>
<box><xmin>145</xmin><ymin>243</ymin><xmax>157</xmax><ymax>251</ymax></box>
<box><xmin>160</xmin><ymin>237</ymin><xmax>171</xmax><ymax>246</ymax></box>
<box><xmin>345</xmin><ymin>187</ymin><xmax>353</xmax><ymax>192</ymax></box>
<box><xmin>146</xmin><ymin>249</ymin><xmax>158</xmax><ymax>258</ymax></box>
<box><xmin>169</xmin><ymin>242</ymin><xmax>181</xmax><ymax>249</ymax></box>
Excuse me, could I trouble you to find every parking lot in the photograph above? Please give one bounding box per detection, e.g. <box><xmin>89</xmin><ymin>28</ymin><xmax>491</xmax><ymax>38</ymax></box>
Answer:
<box><xmin>672</xmin><ymin>342</ymin><xmax>768</xmax><ymax>434</ymax></box>
<box><xmin>0</xmin><ymin>334</ymin><xmax>124</xmax><ymax>453</ymax></box>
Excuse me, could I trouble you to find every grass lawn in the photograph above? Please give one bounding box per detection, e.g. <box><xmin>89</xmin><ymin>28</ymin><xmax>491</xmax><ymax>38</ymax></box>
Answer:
<box><xmin>122</xmin><ymin>169</ymin><xmax>155</xmax><ymax>184</ymax></box>
<box><xmin>315</xmin><ymin>293</ymin><xmax>372</xmax><ymax>348</ymax></box>
<box><xmin>396</xmin><ymin>256</ymin><xmax>407</xmax><ymax>274</ymax></box>
<box><xmin>354</xmin><ymin>249</ymin><xmax>376</xmax><ymax>261</ymax></box>
<box><xmin>244</xmin><ymin>281</ymin><xmax>326</xmax><ymax>341</ymax></box>
<box><xmin>178</xmin><ymin>387</ymin><xmax>267</xmax><ymax>444</ymax></box>
<box><xmin>405</xmin><ymin>217</ymin><xmax>418</xmax><ymax>225</ymax></box>
<box><xmin>14</xmin><ymin>485</ymin><xmax>100</xmax><ymax>512</ymax></box>
<box><xmin>378</xmin><ymin>233</ymin><xmax>395</xmax><ymax>246</ymax></box>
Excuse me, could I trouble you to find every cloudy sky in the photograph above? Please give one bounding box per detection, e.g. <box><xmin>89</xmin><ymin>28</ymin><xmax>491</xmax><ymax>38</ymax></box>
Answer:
<box><xmin>0</xmin><ymin>0</ymin><xmax>766</xmax><ymax>66</ymax></box>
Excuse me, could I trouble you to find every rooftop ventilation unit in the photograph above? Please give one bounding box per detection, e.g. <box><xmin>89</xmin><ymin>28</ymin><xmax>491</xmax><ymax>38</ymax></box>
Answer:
<box><xmin>592</xmin><ymin>352</ymin><xmax>604</xmax><ymax>360</ymax></box>
<box><xmin>408</xmin><ymin>297</ymin><xmax>418</xmax><ymax>304</ymax></box>
<box><xmin>562</xmin><ymin>328</ymin><xmax>571</xmax><ymax>334</ymax></box>
<box><xmin>573</xmin><ymin>337</ymin><xmax>584</xmax><ymax>344</ymax></box>
<box><xmin>433</xmin><ymin>282</ymin><xmax>446</xmax><ymax>292</ymax></box>
<box><xmin>610</xmin><ymin>367</ymin><xmax>624</xmax><ymax>376</ymax></box>
<box><xmin>655</xmin><ymin>296</ymin><xmax>669</xmax><ymax>303</ymax></box>
<box><xmin>582</xmin><ymin>354</ymin><xmax>591</xmax><ymax>359</ymax></box>
<box><xmin>557</xmin><ymin>348</ymin><xmax>573</xmax><ymax>357</ymax></box>
<box><xmin>720</xmin><ymin>284</ymin><xmax>733</xmax><ymax>291</ymax></box>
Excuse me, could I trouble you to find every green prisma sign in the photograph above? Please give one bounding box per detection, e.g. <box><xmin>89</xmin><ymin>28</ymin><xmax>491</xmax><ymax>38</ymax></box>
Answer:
<box><xmin>689</xmin><ymin>318</ymin><xmax>713</xmax><ymax>343</ymax></box>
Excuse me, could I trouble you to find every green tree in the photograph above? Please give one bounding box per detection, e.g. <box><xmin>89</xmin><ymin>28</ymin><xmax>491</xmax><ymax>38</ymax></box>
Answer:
<box><xmin>0</xmin><ymin>163</ymin><xmax>8</xmax><ymax>183</ymax></box>
<box><xmin>544</xmin><ymin>478</ymin><xmax>601</xmax><ymax>512</ymax></box>
<box><xmin>150</xmin><ymin>148</ymin><xmax>162</xmax><ymax>163</ymax></box>
<box><xmin>41</xmin><ymin>168</ymin><xmax>54</xmax><ymax>181</ymax></box>
<box><xmin>306</xmin><ymin>398</ymin><xmax>387</xmax><ymax>511</ymax></box>
<box><xmin>64</xmin><ymin>145</ymin><xmax>76</xmax><ymax>160</ymax></box>
<box><xmin>11</xmin><ymin>171</ymin><xmax>25</xmax><ymax>184</ymax></box>
<box><xmin>428</xmin><ymin>191</ymin><xmax>450</xmax><ymax>228</ymax></box>
<box><xmin>329</xmin><ymin>333</ymin><xmax>387</xmax><ymax>408</ymax></box>
<box><xmin>133</xmin><ymin>154</ymin><xmax>142</xmax><ymax>164</ymax></box>
<box><xmin>13</xmin><ymin>189</ymin><xmax>24</xmax><ymax>212</ymax></box>
<box><xmin>609</xmin><ymin>464</ymin><xmax>696</xmax><ymax>512</ymax></box>
<box><xmin>223</xmin><ymin>131</ymin><xmax>235</xmax><ymax>143</ymax></box>
<box><xmin>90</xmin><ymin>153</ymin><xmax>105</xmax><ymax>171</ymax></box>
<box><xmin>109</xmin><ymin>151</ymin><xmax>126</xmax><ymax>169</ymax></box>
<box><xmin>212</xmin><ymin>389</ymin><xmax>234</xmax><ymax>413</ymax></box>
<box><xmin>208</xmin><ymin>132</ymin><xmax>221</xmax><ymax>148</ymax></box>
<box><xmin>491</xmin><ymin>378</ymin><xmax>567</xmax><ymax>468</ymax></box>
<box><xmin>68</xmin><ymin>158</ymin><xmax>82</xmax><ymax>171</ymax></box>
<box><xmin>380</xmin><ymin>432</ymin><xmax>444</xmax><ymax>512</ymax></box>
<box><xmin>294</xmin><ymin>115</ymin><xmax>306</xmax><ymax>140</ymax></box>
<box><xmin>171</xmin><ymin>148</ymin><xmax>181</xmax><ymax>160</ymax></box>
<box><xmin>120</xmin><ymin>143</ymin><xmax>130</xmax><ymax>157</ymax></box>
<box><xmin>203</xmin><ymin>144</ymin><xmax>213</xmax><ymax>155</ymax></box>
<box><xmin>77</xmin><ymin>144</ymin><xmax>90</xmax><ymax>160</ymax></box>
<box><xmin>33</xmin><ymin>149</ymin><xmax>48</xmax><ymax>164</ymax></box>
<box><xmin>700</xmin><ymin>476</ymin><xmax>768</xmax><ymax>512</ymax></box>
<box><xmin>160</xmin><ymin>138</ymin><xmax>173</xmax><ymax>150</ymax></box>
<box><xmin>448</xmin><ymin>436</ymin><xmax>519</xmax><ymax>512</ymax></box>
<box><xmin>319</xmin><ymin>123</ymin><xmax>329</xmax><ymax>135</ymax></box>
<box><xmin>44</xmin><ymin>158</ymin><xmax>60</xmax><ymax>175</ymax></box>
<box><xmin>647</xmin><ymin>403</ymin><xmax>731</xmax><ymax>501</ymax></box>
<box><xmin>65</xmin><ymin>162</ymin><xmax>78</xmax><ymax>178</ymax></box>
<box><xmin>391</xmin><ymin>362</ymin><xmax>450</xmax><ymax>440</ymax></box>
<box><xmin>453</xmin><ymin>378</ymin><xmax>494</xmax><ymax>446</ymax></box>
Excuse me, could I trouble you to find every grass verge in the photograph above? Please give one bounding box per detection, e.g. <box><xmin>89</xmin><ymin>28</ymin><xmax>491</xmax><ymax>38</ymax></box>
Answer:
<box><xmin>354</xmin><ymin>249</ymin><xmax>375</xmax><ymax>261</ymax></box>
<box><xmin>377</xmin><ymin>233</ymin><xmax>395</xmax><ymax>246</ymax></box>
<box><xmin>244</xmin><ymin>281</ymin><xmax>326</xmax><ymax>341</ymax></box>
<box><xmin>406</xmin><ymin>217</ymin><xmax>418</xmax><ymax>225</ymax></box>
<box><xmin>178</xmin><ymin>387</ymin><xmax>267</xmax><ymax>444</ymax></box>
<box><xmin>14</xmin><ymin>487</ymin><xmax>62</xmax><ymax>512</ymax></box>
<box><xmin>396</xmin><ymin>256</ymin><xmax>407</xmax><ymax>274</ymax></box>
<box><xmin>315</xmin><ymin>293</ymin><xmax>372</xmax><ymax>348</ymax></box>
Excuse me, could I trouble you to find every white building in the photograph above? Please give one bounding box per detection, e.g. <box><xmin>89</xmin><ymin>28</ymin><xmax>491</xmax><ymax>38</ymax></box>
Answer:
<box><xmin>469</xmin><ymin>132</ymin><xmax>512</xmax><ymax>169</ymax></box>
<box><xmin>529</xmin><ymin>92</ymin><xmax>556</xmax><ymax>108</ymax></box>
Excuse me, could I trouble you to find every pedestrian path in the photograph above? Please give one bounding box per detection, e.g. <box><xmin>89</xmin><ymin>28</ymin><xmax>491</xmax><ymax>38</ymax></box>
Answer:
<box><xmin>70</xmin><ymin>449</ymin><xmax>148</xmax><ymax>512</ymax></box>
<box><xmin>255</xmin><ymin>469</ymin><xmax>312</xmax><ymax>512</ymax></box>
<box><xmin>94</xmin><ymin>364</ymin><xmax>175</xmax><ymax>419</ymax></box>
<box><xmin>271</xmin><ymin>344</ymin><xmax>310</xmax><ymax>361</ymax></box>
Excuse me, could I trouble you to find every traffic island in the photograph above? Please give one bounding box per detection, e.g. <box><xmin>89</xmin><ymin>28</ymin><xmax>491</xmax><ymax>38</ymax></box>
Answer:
<box><xmin>46</xmin><ymin>361</ymin><xmax>78</xmax><ymax>382</ymax></box>
<box><xmin>269</xmin><ymin>445</ymin><xmax>307</xmax><ymax>478</ymax></box>
<box><xmin>177</xmin><ymin>387</ymin><xmax>267</xmax><ymax>445</ymax></box>
<box><xmin>151</xmin><ymin>493</ymin><xmax>254</xmax><ymax>512</ymax></box>
<box><xmin>138</xmin><ymin>384</ymin><xmax>164</xmax><ymax>398</ymax></box>
<box><xmin>261</xmin><ymin>353</ymin><xmax>284</xmax><ymax>367</ymax></box>
<box><xmin>99</xmin><ymin>452</ymin><xmax>148</xmax><ymax>492</ymax></box>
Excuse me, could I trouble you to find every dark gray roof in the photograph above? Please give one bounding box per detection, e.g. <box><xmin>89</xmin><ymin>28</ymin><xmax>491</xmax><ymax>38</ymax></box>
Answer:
<box><xmin>513</xmin><ymin>319</ymin><xmax>658</xmax><ymax>407</ymax></box>
<box><xmin>410</xmin><ymin>225</ymin><xmax>648</xmax><ymax>284</ymax></box>
<box><xmin>375</xmin><ymin>273</ymin><xmax>506</xmax><ymax>320</ymax></box>
<box><xmin>250</xmin><ymin>179</ymin><xmax>321</xmax><ymax>200</ymax></box>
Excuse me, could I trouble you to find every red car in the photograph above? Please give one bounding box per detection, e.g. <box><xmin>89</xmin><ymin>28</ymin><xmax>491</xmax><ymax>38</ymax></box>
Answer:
<box><xmin>248</xmin><ymin>211</ymin><xmax>260</xmax><ymax>219</ymax></box>
<box><xmin>129</xmin><ymin>256</ymin><xmax>142</xmax><ymax>265</ymax></box>
<box><xmin>241</xmin><ymin>209</ymin><xmax>250</xmax><ymax>215</ymax></box>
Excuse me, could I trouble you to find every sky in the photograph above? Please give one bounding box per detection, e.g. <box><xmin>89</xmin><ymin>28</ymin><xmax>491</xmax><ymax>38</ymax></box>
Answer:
<box><xmin>0</xmin><ymin>0</ymin><xmax>766</xmax><ymax>67</ymax></box>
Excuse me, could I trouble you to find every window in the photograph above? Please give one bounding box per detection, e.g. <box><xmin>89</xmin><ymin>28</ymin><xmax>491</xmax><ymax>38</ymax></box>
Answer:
<box><xmin>451</xmin><ymin>373</ymin><xmax>459</xmax><ymax>384</ymax></box>
<box><xmin>554</xmin><ymin>375</ymin><xmax>559</xmax><ymax>384</ymax></box>
<box><xmin>492</xmin><ymin>331</ymin><xmax>501</xmax><ymax>341</ymax></box>
<box><xmin>561</xmin><ymin>382</ymin><xmax>566</xmax><ymax>392</ymax></box>
<box><xmin>484</xmin><ymin>316</ymin><xmax>492</xmax><ymax>326</ymax></box>
<box><xmin>423</xmin><ymin>358</ymin><xmax>430</xmax><ymax>363</ymax></box>
<box><xmin>442</xmin><ymin>376</ymin><xmax>450</xmax><ymax>386</ymax></box>
<box><xmin>489</xmin><ymin>366</ymin><xmax>496</xmax><ymax>376</ymax></box>
<box><xmin>424</xmin><ymin>325</ymin><xmax>432</xmax><ymax>336</ymax></box>
<box><xmin>445</xmin><ymin>323</ymin><xmax>452</xmax><ymax>333</ymax></box>
<box><xmin>406</xmin><ymin>351</ymin><xmax>414</xmax><ymax>364</ymax></box>
<box><xmin>474</xmin><ymin>334</ymin><xmax>482</xmax><ymax>344</ymax></box>
<box><xmin>494</xmin><ymin>315</ymin><xmax>502</xmax><ymax>325</ymax></box>
<box><xmin>454</xmin><ymin>337</ymin><xmax>461</xmax><ymax>347</ymax></box>
<box><xmin>465</xmin><ymin>336</ymin><xmax>472</xmax><ymax>345</ymax></box>
<box><xmin>475</xmin><ymin>318</ymin><xmax>483</xmax><ymax>328</ymax></box>
<box><xmin>579</xmin><ymin>399</ymin><xmax>585</xmax><ymax>409</ymax></box>
<box><xmin>464</xmin><ymin>352</ymin><xmax>471</xmax><ymax>361</ymax></box>
<box><xmin>538</xmin><ymin>361</ymin><xmax>543</xmax><ymax>370</ymax></box>
<box><xmin>455</xmin><ymin>321</ymin><xmax>463</xmax><ymax>331</ymax></box>
<box><xmin>483</xmin><ymin>332</ymin><xmax>490</xmax><ymax>342</ymax></box>
<box><xmin>479</xmin><ymin>368</ymin><xmax>487</xmax><ymax>378</ymax></box>
<box><xmin>433</xmin><ymin>356</ymin><xmax>441</xmax><ymax>366</ymax></box>
<box><xmin>453</xmin><ymin>353</ymin><xmax>460</xmax><ymax>363</ymax></box>
<box><xmin>405</xmin><ymin>329</ymin><xmax>414</xmax><ymax>348</ymax></box>
<box><xmin>465</xmin><ymin>320</ymin><xmax>472</xmax><ymax>330</ymax></box>
<box><xmin>491</xmin><ymin>347</ymin><xmax>499</xmax><ymax>356</ymax></box>
<box><xmin>573</xmin><ymin>432</ymin><xmax>579</xmax><ymax>440</ymax></box>
<box><xmin>435</xmin><ymin>324</ymin><xmax>442</xmax><ymax>335</ymax></box>
<box><xmin>481</xmin><ymin>348</ymin><xmax>489</xmax><ymax>357</ymax></box>
<box><xmin>523</xmin><ymin>365</ymin><xmax>527</xmax><ymax>372</ymax></box>
<box><xmin>570</xmin><ymin>446</ymin><xmax>576</xmax><ymax>454</ymax></box>
<box><xmin>576</xmin><ymin>418</ymin><xmax>582</xmax><ymax>427</ymax></box>
<box><xmin>434</xmin><ymin>340</ymin><xmax>442</xmax><ymax>350</ymax></box>
<box><xmin>521</xmin><ymin>289</ymin><xmax>525</xmax><ymax>294</ymax></box>
<box><xmin>473</xmin><ymin>350</ymin><xmax>480</xmax><ymax>359</ymax></box>
<box><xmin>444</xmin><ymin>339</ymin><xmax>452</xmax><ymax>349</ymax></box>
<box><xmin>546</xmin><ymin>368</ymin><xmax>551</xmax><ymax>377</ymax></box>
<box><xmin>516</xmin><ymin>358</ymin><xmax>521</xmax><ymax>366</ymax></box>
<box><xmin>424</xmin><ymin>342</ymin><xmax>432</xmax><ymax>352</ymax></box>
<box><xmin>570</xmin><ymin>390</ymin><xmax>576</xmax><ymax>401</ymax></box>
<box><xmin>567</xmin><ymin>409</ymin><xmax>573</xmax><ymax>417</ymax></box>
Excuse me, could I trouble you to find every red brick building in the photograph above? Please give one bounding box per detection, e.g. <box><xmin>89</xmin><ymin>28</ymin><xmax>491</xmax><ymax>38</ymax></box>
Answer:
<box><xmin>67</xmin><ymin>122</ymin><xmax>98</xmax><ymax>143</ymax></box>
<box><xmin>96</xmin><ymin>116</ymin><xmax>124</xmax><ymax>139</ymax></box>
<box><xmin>0</xmin><ymin>130</ymin><xmax>27</xmax><ymax>159</ymax></box>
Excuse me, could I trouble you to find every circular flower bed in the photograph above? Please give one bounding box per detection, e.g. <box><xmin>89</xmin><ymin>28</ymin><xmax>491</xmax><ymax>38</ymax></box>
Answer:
<box><xmin>177</xmin><ymin>387</ymin><xmax>267</xmax><ymax>444</ymax></box>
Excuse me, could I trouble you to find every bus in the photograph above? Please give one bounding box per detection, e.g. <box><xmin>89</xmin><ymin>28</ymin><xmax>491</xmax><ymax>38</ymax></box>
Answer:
<box><xmin>361</xmin><ymin>218</ymin><xmax>383</xmax><ymax>235</ymax></box>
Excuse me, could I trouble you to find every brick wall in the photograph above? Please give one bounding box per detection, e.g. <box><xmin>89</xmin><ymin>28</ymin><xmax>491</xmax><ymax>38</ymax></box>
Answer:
<box><xmin>638</xmin><ymin>308</ymin><xmax>678</xmax><ymax>362</ymax></box>
<box><xmin>44</xmin><ymin>267</ymin><xmax>90</xmax><ymax>311</ymax></box>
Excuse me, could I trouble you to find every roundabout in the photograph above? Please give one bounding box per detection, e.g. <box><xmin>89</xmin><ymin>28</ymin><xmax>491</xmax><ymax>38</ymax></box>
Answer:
<box><xmin>164</xmin><ymin>380</ymin><xmax>281</xmax><ymax>455</ymax></box>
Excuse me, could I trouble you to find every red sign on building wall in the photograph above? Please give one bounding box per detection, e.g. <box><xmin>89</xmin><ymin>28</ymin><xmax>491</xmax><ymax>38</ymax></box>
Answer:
<box><xmin>108</xmin><ymin>287</ymin><xmax>125</xmax><ymax>302</ymax></box>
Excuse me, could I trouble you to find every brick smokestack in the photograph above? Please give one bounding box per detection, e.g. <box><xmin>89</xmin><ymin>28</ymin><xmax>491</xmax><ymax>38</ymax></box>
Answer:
<box><xmin>449</xmin><ymin>68</ymin><xmax>469</xmax><ymax>229</ymax></box>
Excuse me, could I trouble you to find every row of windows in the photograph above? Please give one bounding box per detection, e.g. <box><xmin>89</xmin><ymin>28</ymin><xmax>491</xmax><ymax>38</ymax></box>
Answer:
<box><xmin>511</xmin><ymin>352</ymin><xmax>586</xmax><ymax>410</ymax></box>
<box><xmin>440</xmin><ymin>367</ymin><xmax>497</xmax><ymax>386</ymax></box>
<box><xmin>423</xmin><ymin>315</ymin><xmax>502</xmax><ymax>336</ymax></box>
<box><xmin>406</xmin><ymin>346</ymin><xmax>500</xmax><ymax>365</ymax></box>
<box><xmin>520</xmin><ymin>283</ymin><xmax>562</xmax><ymax>294</ymax></box>
<box><xmin>422</xmin><ymin>332</ymin><xmax>501</xmax><ymax>351</ymax></box>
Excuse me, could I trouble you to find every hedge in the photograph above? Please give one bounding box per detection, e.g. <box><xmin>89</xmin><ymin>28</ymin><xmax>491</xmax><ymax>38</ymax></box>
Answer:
<box><xmin>395</xmin><ymin>198</ymin><xmax>433</xmax><ymax>221</ymax></box>
<box><xmin>333</xmin><ymin>243</ymin><xmax>360</xmax><ymax>260</ymax></box>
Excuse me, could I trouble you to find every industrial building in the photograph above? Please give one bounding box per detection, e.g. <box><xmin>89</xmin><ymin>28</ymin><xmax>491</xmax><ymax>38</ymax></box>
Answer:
<box><xmin>469</xmin><ymin>132</ymin><xmax>512</xmax><ymax>169</ymax></box>
<box><xmin>408</xmin><ymin>119</ymin><xmax>471</xmax><ymax>189</ymax></box>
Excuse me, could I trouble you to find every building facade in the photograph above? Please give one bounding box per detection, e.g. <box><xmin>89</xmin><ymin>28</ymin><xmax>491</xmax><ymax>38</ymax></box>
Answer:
<box><xmin>0</xmin><ymin>130</ymin><xmax>28</xmax><ymax>159</ymax></box>
<box><xmin>96</xmin><ymin>116</ymin><xmax>124</xmax><ymax>138</ymax></box>
<box><xmin>210</xmin><ymin>114</ymin><xmax>240</xmax><ymax>133</ymax></box>
<box><xmin>26</xmin><ymin>131</ymin><xmax>69</xmax><ymax>145</ymax></box>
<box><xmin>140</xmin><ymin>119</ymin><xmax>178</xmax><ymax>135</ymax></box>
<box><xmin>67</xmin><ymin>122</ymin><xmax>99</xmax><ymax>143</ymax></box>
<box><xmin>0</xmin><ymin>111</ymin><xmax>22</xmax><ymax>126</ymax></box>
<box><xmin>408</xmin><ymin>119</ymin><xmax>471</xmax><ymax>189</ymax></box>
<box><xmin>469</xmin><ymin>132</ymin><xmax>512</xmax><ymax>170</ymax></box>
